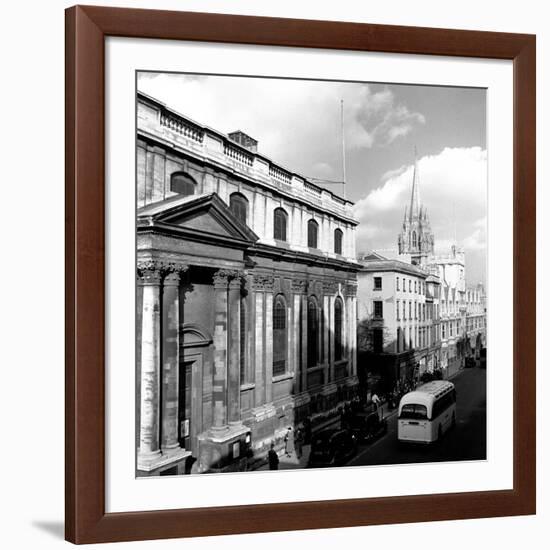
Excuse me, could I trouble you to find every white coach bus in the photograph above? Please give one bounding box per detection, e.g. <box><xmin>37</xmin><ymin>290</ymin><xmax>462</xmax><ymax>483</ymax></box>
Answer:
<box><xmin>397</xmin><ymin>380</ymin><xmax>457</xmax><ymax>443</ymax></box>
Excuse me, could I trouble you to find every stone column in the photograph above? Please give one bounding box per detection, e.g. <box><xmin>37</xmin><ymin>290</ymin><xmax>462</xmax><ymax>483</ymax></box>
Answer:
<box><xmin>137</xmin><ymin>261</ymin><xmax>163</xmax><ymax>465</ymax></box>
<box><xmin>265</xmin><ymin>287</ymin><xmax>274</xmax><ymax>403</ymax></box>
<box><xmin>212</xmin><ymin>270</ymin><xmax>230</xmax><ymax>431</ymax></box>
<box><xmin>322</xmin><ymin>282</ymin><xmax>332</xmax><ymax>383</ymax></box>
<box><xmin>227</xmin><ymin>274</ymin><xmax>242</xmax><ymax>425</ymax></box>
<box><xmin>291</xmin><ymin>279</ymin><xmax>306</xmax><ymax>393</ymax></box>
<box><xmin>301</xmin><ymin>291</ymin><xmax>308</xmax><ymax>392</ymax></box>
<box><xmin>328</xmin><ymin>295</ymin><xmax>336</xmax><ymax>382</ymax></box>
<box><xmin>161</xmin><ymin>265</ymin><xmax>187</xmax><ymax>451</ymax></box>
<box><xmin>254</xmin><ymin>290</ymin><xmax>265</xmax><ymax>407</ymax></box>
<box><xmin>345</xmin><ymin>284</ymin><xmax>358</xmax><ymax>377</ymax></box>
<box><xmin>292</xmin><ymin>290</ymin><xmax>301</xmax><ymax>393</ymax></box>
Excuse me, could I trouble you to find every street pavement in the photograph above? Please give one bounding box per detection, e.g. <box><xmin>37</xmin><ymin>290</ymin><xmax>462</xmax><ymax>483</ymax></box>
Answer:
<box><xmin>347</xmin><ymin>366</ymin><xmax>487</xmax><ymax>467</ymax></box>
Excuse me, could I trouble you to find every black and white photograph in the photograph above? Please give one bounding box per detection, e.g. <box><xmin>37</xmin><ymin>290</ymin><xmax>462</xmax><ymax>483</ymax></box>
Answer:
<box><xmin>135</xmin><ymin>72</ymin><xmax>487</xmax><ymax>477</ymax></box>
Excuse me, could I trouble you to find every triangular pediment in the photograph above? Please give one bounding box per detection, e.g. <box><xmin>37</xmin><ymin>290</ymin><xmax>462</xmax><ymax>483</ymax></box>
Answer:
<box><xmin>137</xmin><ymin>192</ymin><xmax>258</xmax><ymax>245</ymax></box>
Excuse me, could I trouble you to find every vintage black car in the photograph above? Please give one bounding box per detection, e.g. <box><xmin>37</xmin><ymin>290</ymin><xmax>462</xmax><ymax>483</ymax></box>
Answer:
<box><xmin>307</xmin><ymin>428</ymin><xmax>358</xmax><ymax>468</ymax></box>
<box><xmin>349</xmin><ymin>409</ymin><xmax>388</xmax><ymax>442</ymax></box>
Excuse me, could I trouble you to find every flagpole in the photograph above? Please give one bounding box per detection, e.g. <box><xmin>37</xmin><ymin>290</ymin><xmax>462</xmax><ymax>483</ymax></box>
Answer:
<box><xmin>341</xmin><ymin>99</ymin><xmax>346</xmax><ymax>199</ymax></box>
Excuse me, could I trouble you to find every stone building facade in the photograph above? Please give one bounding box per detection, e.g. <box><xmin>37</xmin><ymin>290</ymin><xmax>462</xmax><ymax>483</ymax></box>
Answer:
<box><xmin>136</xmin><ymin>92</ymin><xmax>360</xmax><ymax>476</ymax></box>
<box><xmin>356</xmin><ymin>253</ymin><xmax>441</xmax><ymax>392</ymax></box>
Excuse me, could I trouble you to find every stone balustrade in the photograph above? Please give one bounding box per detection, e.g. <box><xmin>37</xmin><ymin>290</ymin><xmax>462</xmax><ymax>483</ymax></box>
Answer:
<box><xmin>140</xmin><ymin>93</ymin><xmax>355</xmax><ymax>223</ymax></box>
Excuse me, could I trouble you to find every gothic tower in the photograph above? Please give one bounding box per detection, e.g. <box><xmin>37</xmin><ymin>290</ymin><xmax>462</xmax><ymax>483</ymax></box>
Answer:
<box><xmin>397</xmin><ymin>152</ymin><xmax>435</xmax><ymax>266</ymax></box>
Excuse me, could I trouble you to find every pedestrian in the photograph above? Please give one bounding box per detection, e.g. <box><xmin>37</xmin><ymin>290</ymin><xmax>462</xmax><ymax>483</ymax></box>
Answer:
<box><xmin>267</xmin><ymin>443</ymin><xmax>279</xmax><ymax>470</ymax></box>
<box><xmin>294</xmin><ymin>427</ymin><xmax>303</xmax><ymax>459</ymax></box>
<box><xmin>372</xmin><ymin>393</ymin><xmax>381</xmax><ymax>420</ymax></box>
<box><xmin>284</xmin><ymin>427</ymin><xmax>294</xmax><ymax>457</ymax></box>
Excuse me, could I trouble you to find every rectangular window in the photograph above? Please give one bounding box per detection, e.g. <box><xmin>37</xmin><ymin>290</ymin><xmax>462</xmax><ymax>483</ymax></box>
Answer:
<box><xmin>374</xmin><ymin>300</ymin><xmax>383</xmax><ymax>318</ymax></box>
<box><xmin>403</xmin><ymin>278</ymin><xmax>406</xmax><ymax>291</ymax></box>
<box><xmin>409</xmin><ymin>280</ymin><xmax>412</xmax><ymax>292</ymax></box>
<box><xmin>408</xmin><ymin>301</ymin><xmax>412</xmax><ymax>320</ymax></box>
<box><xmin>414</xmin><ymin>281</ymin><xmax>417</xmax><ymax>293</ymax></box>
<box><xmin>403</xmin><ymin>301</ymin><xmax>406</xmax><ymax>319</ymax></box>
<box><xmin>396</xmin><ymin>300</ymin><xmax>400</xmax><ymax>320</ymax></box>
<box><xmin>374</xmin><ymin>276</ymin><xmax>382</xmax><ymax>290</ymax></box>
<box><xmin>396</xmin><ymin>277</ymin><xmax>400</xmax><ymax>291</ymax></box>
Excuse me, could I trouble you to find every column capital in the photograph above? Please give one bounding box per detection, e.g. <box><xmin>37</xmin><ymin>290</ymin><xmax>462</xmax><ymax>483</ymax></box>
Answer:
<box><xmin>251</xmin><ymin>273</ymin><xmax>275</xmax><ymax>292</ymax></box>
<box><xmin>137</xmin><ymin>259</ymin><xmax>188</xmax><ymax>284</ymax></box>
<box><xmin>164</xmin><ymin>265</ymin><xmax>187</xmax><ymax>286</ymax></box>
<box><xmin>213</xmin><ymin>268</ymin><xmax>244</xmax><ymax>289</ymax></box>
<box><xmin>322</xmin><ymin>280</ymin><xmax>338</xmax><ymax>295</ymax></box>
<box><xmin>344</xmin><ymin>283</ymin><xmax>358</xmax><ymax>297</ymax></box>
<box><xmin>291</xmin><ymin>278</ymin><xmax>307</xmax><ymax>294</ymax></box>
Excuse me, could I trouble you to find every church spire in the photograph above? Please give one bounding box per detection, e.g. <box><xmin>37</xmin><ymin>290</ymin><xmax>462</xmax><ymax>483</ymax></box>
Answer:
<box><xmin>409</xmin><ymin>147</ymin><xmax>420</xmax><ymax>220</ymax></box>
<box><xmin>397</xmin><ymin>147</ymin><xmax>434</xmax><ymax>265</ymax></box>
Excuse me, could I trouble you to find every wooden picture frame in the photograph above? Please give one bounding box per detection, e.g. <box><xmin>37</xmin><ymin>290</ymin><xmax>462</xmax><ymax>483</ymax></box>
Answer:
<box><xmin>65</xmin><ymin>5</ymin><xmax>536</xmax><ymax>544</ymax></box>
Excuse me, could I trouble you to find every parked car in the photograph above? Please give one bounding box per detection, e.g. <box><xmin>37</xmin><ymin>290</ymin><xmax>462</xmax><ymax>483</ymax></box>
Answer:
<box><xmin>349</xmin><ymin>409</ymin><xmax>388</xmax><ymax>442</ymax></box>
<box><xmin>465</xmin><ymin>356</ymin><xmax>476</xmax><ymax>368</ymax></box>
<box><xmin>307</xmin><ymin>428</ymin><xmax>358</xmax><ymax>468</ymax></box>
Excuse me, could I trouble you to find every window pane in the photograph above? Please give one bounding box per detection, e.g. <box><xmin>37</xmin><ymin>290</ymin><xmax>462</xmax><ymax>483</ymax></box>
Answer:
<box><xmin>307</xmin><ymin>299</ymin><xmax>318</xmax><ymax>367</ymax></box>
<box><xmin>274</xmin><ymin>209</ymin><xmax>287</xmax><ymax>241</ymax></box>
<box><xmin>400</xmin><ymin>404</ymin><xmax>428</xmax><ymax>420</ymax></box>
<box><xmin>308</xmin><ymin>220</ymin><xmax>318</xmax><ymax>248</ymax></box>
<box><xmin>273</xmin><ymin>297</ymin><xmax>287</xmax><ymax>375</ymax></box>
<box><xmin>170</xmin><ymin>173</ymin><xmax>196</xmax><ymax>196</ymax></box>
<box><xmin>334</xmin><ymin>229</ymin><xmax>343</xmax><ymax>255</ymax></box>
<box><xmin>334</xmin><ymin>298</ymin><xmax>343</xmax><ymax>360</ymax></box>
<box><xmin>230</xmin><ymin>193</ymin><xmax>248</xmax><ymax>225</ymax></box>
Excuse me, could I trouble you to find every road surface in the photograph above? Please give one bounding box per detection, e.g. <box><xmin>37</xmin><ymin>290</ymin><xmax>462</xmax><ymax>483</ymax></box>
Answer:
<box><xmin>347</xmin><ymin>366</ymin><xmax>487</xmax><ymax>467</ymax></box>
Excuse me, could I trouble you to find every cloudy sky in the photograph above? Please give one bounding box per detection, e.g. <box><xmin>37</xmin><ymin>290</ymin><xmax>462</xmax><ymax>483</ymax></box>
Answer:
<box><xmin>138</xmin><ymin>73</ymin><xmax>487</xmax><ymax>285</ymax></box>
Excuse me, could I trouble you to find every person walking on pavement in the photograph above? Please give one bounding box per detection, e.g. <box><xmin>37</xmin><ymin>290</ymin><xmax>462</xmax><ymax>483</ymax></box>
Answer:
<box><xmin>294</xmin><ymin>427</ymin><xmax>303</xmax><ymax>460</ymax></box>
<box><xmin>267</xmin><ymin>443</ymin><xmax>279</xmax><ymax>470</ymax></box>
<box><xmin>284</xmin><ymin>427</ymin><xmax>294</xmax><ymax>457</ymax></box>
<box><xmin>372</xmin><ymin>392</ymin><xmax>382</xmax><ymax>420</ymax></box>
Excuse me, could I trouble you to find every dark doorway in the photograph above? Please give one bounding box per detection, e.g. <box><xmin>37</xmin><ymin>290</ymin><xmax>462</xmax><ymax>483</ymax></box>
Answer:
<box><xmin>178</xmin><ymin>361</ymin><xmax>193</xmax><ymax>449</ymax></box>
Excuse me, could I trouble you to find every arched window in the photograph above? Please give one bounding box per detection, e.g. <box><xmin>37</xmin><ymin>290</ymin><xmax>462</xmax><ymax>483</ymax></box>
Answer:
<box><xmin>230</xmin><ymin>192</ymin><xmax>248</xmax><ymax>225</ymax></box>
<box><xmin>170</xmin><ymin>172</ymin><xmax>196</xmax><ymax>196</ymax></box>
<box><xmin>334</xmin><ymin>297</ymin><xmax>344</xmax><ymax>361</ymax></box>
<box><xmin>273</xmin><ymin>295</ymin><xmax>287</xmax><ymax>376</ymax></box>
<box><xmin>240</xmin><ymin>297</ymin><xmax>247</xmax><ymax>384</ymax></box>
<box><xmin>273</xmin><ymin>208</ymin><xmax>288</xmax><ymax>241</ymax></box>
<box><xmin>307</xmin><ymin>297</ymin><xmax>319</xmax><ymax>367</ymax></box>
<box><xmin>334</xmin><ymin>228</ymin><xmax>343</xmax><ymax>255</ymax></box>
<box><xmin>307</xmin><ymin>219</ymin><xmax>319</xmax><ymax>248</ymax></box>
<box><xmin>412</xmin><ymin>230</ymin><xmax>417</xmax><ymax>248</ymax></box>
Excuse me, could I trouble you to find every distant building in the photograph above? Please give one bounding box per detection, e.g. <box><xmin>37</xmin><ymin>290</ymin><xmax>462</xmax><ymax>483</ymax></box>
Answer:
<box><xmin>136</xmin><ymin>92</ymin><xmax>360</xmax><ymax>476</ymax></box>
<box><xmin>358</xmin><ymin>151</ymin><xmax>486</xmax><ymax>390</ymax></box>
<box><xmin>356</xmin><ymin>253</ymin><xmax>441</xmax><ymax>393</ymax></box>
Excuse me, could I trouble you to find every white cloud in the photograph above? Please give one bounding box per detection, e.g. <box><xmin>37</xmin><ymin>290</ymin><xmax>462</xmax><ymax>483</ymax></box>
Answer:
<box><xmin>137</xmin><ymin>74</ymin><xmax>425</xmax><ymax>178</ymax></box>
<box><xmin>353</xmin><ymin>147</ymin><xmax>488</xmax><ymax>260</ymax></box>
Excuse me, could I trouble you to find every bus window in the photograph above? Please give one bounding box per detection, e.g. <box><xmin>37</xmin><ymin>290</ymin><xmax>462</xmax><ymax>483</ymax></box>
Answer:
<box><xmin>399</xmin><ymin>404</ymin><xmax>428</xmax><ymax>420</ymax></box>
